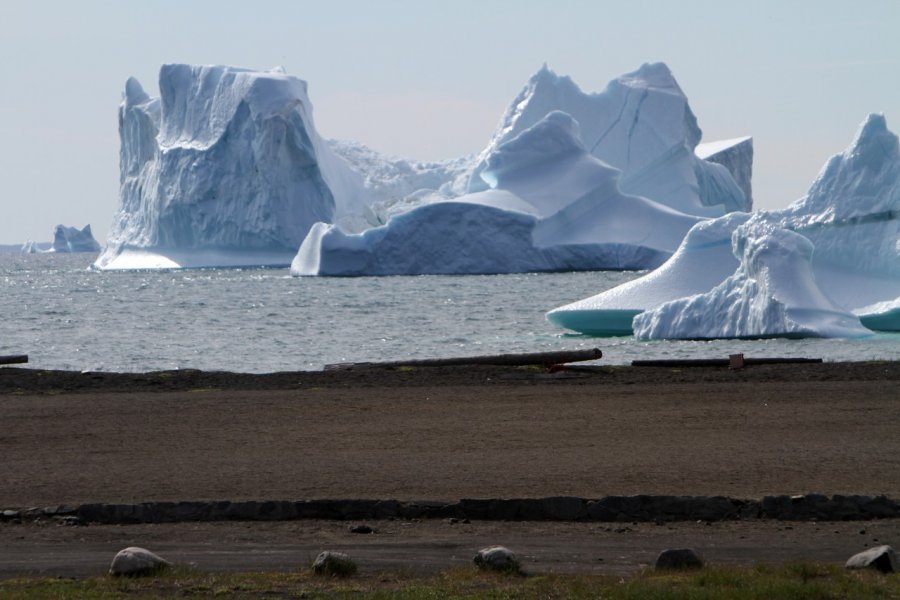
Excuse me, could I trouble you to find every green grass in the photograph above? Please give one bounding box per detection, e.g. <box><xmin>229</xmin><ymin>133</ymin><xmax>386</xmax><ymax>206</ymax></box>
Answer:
<box><xmin>0</xmin><ymin>563</ymin><xmax>897</xmax><ymax>599</ymax></box>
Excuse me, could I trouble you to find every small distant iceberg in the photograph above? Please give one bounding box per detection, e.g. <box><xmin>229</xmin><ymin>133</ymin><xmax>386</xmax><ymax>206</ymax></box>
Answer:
<box><xmin>548</xmin><ymin>113</ymin><xmax>900</xmax><ymax>338</ymax></box>
<box><xmin>10</xmin><ymin>227</ymin><xmax>97</xmax><ymax>254</ymax></box>
<box><xmin>19</xmin><ymin>241</ymin><xmax>43</xmax><ymax>254</ymax></box>
<box><xmin>51</xmin><ymin>224</ymin><xmax>101</xmax><ymax>253</ymax></box>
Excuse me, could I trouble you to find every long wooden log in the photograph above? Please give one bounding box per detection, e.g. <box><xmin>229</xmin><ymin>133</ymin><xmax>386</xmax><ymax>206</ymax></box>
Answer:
<box><xmin>325</xmin><ymin>348</ymin><xmax>602</xmax><ymax>370</ymax></box>
<box><xmin>0</xmin><ymin>355</ymin><xmax>28</xmax><ymax>365</ymax></box>
<box><xmin>631</xmin><ymin>357</ymin><xmax>822</xmax><ymax>367</ymax></box>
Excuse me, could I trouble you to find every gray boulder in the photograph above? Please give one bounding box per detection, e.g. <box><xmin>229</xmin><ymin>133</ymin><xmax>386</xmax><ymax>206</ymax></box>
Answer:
<box><xmin>109</xmin><ymin>546</ymin><xmax>171</xmax><ymax>576</ymax></box>
<box><xmin>473</xmin><ymin>545</ymin><xmax>520</xmax><ymax>572</ymax></box>
<box><xmin>845</xmin><ymin>545</ymin><xmax>898</xmax><ymax>573</ymax></box>
<box><xmin>655</xmin><ymin>548</ymin><xmax>704</xmax><ymax>570</ymax></box>
<box><xmin>312</xmin><ymin>551</ymin><xmax>357</xmax><ymax>577</ymax></box>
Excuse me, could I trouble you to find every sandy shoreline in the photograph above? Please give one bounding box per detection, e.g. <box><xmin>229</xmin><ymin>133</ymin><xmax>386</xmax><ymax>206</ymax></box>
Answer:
<box><xmin>2</xmin><ymin>361</ymin><xmax>898</xmax><ymax>507</ymax></box>
<box><xmin>2</xmin><ymin>360</ymin><xmax>898</xmax><ymax>577</ymax></box>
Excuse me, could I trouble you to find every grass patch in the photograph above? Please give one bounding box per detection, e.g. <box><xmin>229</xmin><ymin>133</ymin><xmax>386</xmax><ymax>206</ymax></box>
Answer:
<box><xmin>0</xmin><ymin>563</ymin><xmax>897</xmax><ymax>599</ymax></box>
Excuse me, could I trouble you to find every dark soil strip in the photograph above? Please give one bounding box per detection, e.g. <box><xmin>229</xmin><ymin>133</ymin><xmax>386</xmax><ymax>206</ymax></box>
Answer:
<box><xmin>5</xmin><ymin>494</ymin><xmax>898</xmax><ymax>525</ymax></box>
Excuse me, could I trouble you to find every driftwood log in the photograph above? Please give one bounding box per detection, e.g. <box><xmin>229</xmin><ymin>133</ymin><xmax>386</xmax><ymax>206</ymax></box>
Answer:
<box><xmin>0</xmin><ymin>355</ymin><xmax>28</xmax><ymax>366</ymax></box>
<box><xmin>325</xmin><ymin>348</ymin><xmax>602</xmax><ymax>370</ymax></box>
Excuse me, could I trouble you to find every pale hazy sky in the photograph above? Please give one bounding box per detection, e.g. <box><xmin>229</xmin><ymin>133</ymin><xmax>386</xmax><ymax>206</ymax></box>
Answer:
<box><xmin>1</xmin><ymin>0</ymin><xmax>898</xmax><ymax>244</ymax></box>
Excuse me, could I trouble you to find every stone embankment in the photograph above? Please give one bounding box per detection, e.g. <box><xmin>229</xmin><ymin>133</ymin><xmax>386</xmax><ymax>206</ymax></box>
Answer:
<box><xmin>2</xmin><ymin>494</ymin><xmax>898</xmax><ymax>525</ymax></box>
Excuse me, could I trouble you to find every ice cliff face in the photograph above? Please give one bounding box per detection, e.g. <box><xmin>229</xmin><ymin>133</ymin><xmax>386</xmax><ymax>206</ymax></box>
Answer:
<box><xmin>464</xmin><ymin>63</ymin><xmax>751</xmax><ymax>216</ymax></box>
<box><xmin>95</xmin><ymin>64</ymin><xmax>373</xmax><ymax>270</ymax></box>
<box><xmin>51</xmin><ymin>224</ymin><xmax>101</xmax><ymax>253</ymax></box>
<box><xmin>695</xmin><ymin>137</ymin><xmax>753</xmax><ymax>211</ymax></box>
<box><xmin>548</xmin><ymin>113</ymin><xmax>900</xmax><ymax>337</ymax></box>
<box><xmin>293</xmin><ymin>112</ymin><xmax>702</xmax><ymax>276</ymax></box>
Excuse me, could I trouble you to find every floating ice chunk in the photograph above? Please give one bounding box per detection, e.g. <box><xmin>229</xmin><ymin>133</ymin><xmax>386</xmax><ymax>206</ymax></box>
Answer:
<box><xmin>632</xmin><ymin>218</ymin><xmax>871</xmax><ymax>340</ymax></box>
<box><xmin>855</xmin><ymin>298</ymin><xmax>900</xmax><ymax>331</ymax></box>
<box><xmin>546</xmin><ymin>212</ymin><xmax>750</xmax><ymax>335</ymax></box>
<box><xmin>548</xmin><ymin>113</ymin><xmax>900</xmax><ymax>336</ymax></box>
<box><xmin>293</xmin><ymin>112</ymin><xmax>701</xmax><ymax>276</ymax></box>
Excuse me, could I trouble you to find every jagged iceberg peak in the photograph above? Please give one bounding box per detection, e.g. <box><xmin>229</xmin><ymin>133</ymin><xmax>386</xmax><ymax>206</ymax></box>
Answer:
<box><xmin>850</xmin><ymin>112</ymin><xmax>898</xmax><ymax>168</ymax></box>
<box><xmin>791</xmin><ymin>112</ymin><xmax>899</xmax><ymax>220</ymax></box>
<box><xmin>613</xmin><ymin>62</ymin><xmax>701</xmax><ymax>148</ymax></box>
<box><xmin>493</xmin><ymin>62</ymin><xmax>700</xmax><ymax>154</ymax></box>
<box><xmin>466</xmin><ymin>62</ymin><xmax>748</xmax><ymax>216</ymax></box>
<box><xmin>781</xmin><ymin>113</ymin><xmax>900</xmax><ymax>278</ymax></box>
<box><xmin>124</xmin><ymin>76</ymin><xmax>150</xmax><ymax>107</ymax></box>
<box><xmin>96</xmin><ymin>63</ymin><xmax>373</xmax><ymax>270</ymax></box>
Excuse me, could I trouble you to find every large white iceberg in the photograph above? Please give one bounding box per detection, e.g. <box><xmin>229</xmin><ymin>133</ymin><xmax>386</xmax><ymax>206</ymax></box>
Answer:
<box><xmin>548</xmin><ymin>113</ymin><xmax>900</xmax><ymax>337</ymax></box>
<box><xmin>295</xmin><ymin>63</ymin><xmax>752</xmax><ymax>276</ymax></box>
<box><xmin>293</xmin><ymin>112</ymin><xmax>703</xmax><ymax>276</ymax></box>
<box><xmin>95</xmin><ymin>62</ymin><xmax>751</xmax><ymax>273</ymax></box>
<box><xmin>94</xmin><ymin>64</ymin><xmax>374</xmax><ymax>270</ymax></box>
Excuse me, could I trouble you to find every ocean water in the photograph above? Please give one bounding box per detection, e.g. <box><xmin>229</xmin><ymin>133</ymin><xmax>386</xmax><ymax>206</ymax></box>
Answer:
<box><xmin>2</xmin><ymin>252</ymin><xmax>898</xmax><ymax>373</ymax></box>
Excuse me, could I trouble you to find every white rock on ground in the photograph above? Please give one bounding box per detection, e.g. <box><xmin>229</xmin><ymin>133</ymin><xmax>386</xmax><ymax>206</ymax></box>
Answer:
<box><xmin>845</xmin><ymin>545</ymin><xmax>899</xmax><ymax>573</ymax></box>
<box><xmin>473</xmin><ymin>545</ymin><xmax>520</xmax><ymax>572</ymax></box>
<box><xmin>109</xmin><ymin>546</ymin><xmax>171</xmax><ymax>576</ymax></box>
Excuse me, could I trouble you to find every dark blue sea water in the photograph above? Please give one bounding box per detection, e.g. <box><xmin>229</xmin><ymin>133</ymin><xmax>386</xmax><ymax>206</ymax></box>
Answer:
<box><xmin>2</xmin><ymin>253</ymin><xmax>898</xmax><ymax>373</ymax></box>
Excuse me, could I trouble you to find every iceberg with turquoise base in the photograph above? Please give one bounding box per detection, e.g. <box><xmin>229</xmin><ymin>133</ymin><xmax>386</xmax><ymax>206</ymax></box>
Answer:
<box><xmin>546</xmin><ymin>212</ymin><xmax>750</xmax><ymax>335</ymax></box>
<box><xmin>632</xmin><ymin>217</ymin><xmax>871</xmax><ymax>339</ymax></box>
<box><xmin>548</xmin><ymin>113</ymin><xmax>900</xmax><ymax>338</ymax></box>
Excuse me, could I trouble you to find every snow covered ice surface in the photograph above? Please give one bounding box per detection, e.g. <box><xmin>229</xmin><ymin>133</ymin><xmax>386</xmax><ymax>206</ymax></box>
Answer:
<box><xmin>546</xmin><ymin>212</ymin><xmax>751</xmax><ymax>335</ymax></box>
<box><xmin>94</xmin><ymin>64</ymin><xmax>375</xmax><ymax>271</ymax></box>
<box><xmin>548</xmin><ymin>113</ymin><xmax>900</xmax><ymax>338</ymax></box>
<box><xmin>296</xmin><ymin>63</ymin><xmax>752</xmax><ymax>276</ymax></box>
<box><xmin>292</xmin><ymin>112</ymin><xmax>702</xmax><ymax>276</ymax></box>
